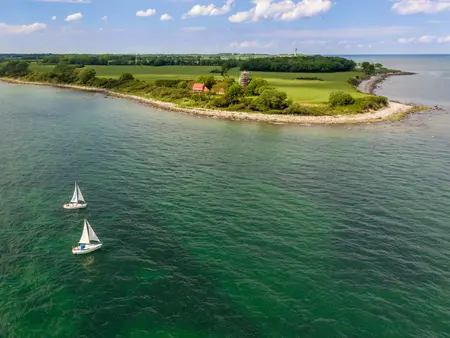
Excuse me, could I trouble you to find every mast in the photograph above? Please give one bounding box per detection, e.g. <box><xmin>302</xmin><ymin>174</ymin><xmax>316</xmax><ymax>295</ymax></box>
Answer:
<box><xmin>70</xmin><ymin>182</ymin><xmax>79</xmax><ymax>203</ymax></box>
<box><xmin>79</xmin><ymin>219</ymin><xmax>91</xmax><ymax>244</ymax></box>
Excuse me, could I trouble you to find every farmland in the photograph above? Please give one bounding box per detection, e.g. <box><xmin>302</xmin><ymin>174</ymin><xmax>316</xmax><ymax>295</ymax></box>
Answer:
<box><xmin>30</xmin><ymin>64</ymin><xmax>366</xmax><ymax>103</ymax></box>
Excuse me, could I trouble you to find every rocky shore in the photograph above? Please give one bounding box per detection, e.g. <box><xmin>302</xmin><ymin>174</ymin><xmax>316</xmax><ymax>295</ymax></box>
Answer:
<box><xmin>1</xmin><ymin>78</ymin><xmax>417</xmax><ymax>125</ymax></box>
<box><xmin>357</xmin><ymin>72</ymin><xmax>415</xmax><ymax>95</ymax></box>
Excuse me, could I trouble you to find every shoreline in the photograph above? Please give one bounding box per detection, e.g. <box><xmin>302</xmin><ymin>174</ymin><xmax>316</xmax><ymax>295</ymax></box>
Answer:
<box><xmin>1</xmin><ymin>78</ymin><xmax>418</xmax><ymax>125</ymax></box>
<box><xmin>357</xmin><ymin>72</ymin><xmax>415</xmax><ymax>95</ymax></box>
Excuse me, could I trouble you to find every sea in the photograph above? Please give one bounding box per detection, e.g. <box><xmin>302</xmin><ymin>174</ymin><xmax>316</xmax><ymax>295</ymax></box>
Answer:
<box><xmin>1</xmin><ymin>55</ymin><xmax>450</xmax><ymax>338</ymax></box>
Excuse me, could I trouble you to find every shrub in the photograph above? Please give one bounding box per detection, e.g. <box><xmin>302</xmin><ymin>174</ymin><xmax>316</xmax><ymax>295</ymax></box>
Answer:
<box><xmin>354</xmin><ymin>95</ymin><xmax>388</xmax><ymax>111</ymax></box>
<box><xmin>295</xmin><ymin>77</ymin><xmax>324</xmax><ymax>81</ymax></box>
<box><xmin>282</xmin><ymin>104</ymin><xmax>325</xmax><ymax>116</ymax></box>
<box><xmin>154</xmin><ymin>79</ymin><xmax>185</xmax><ymax>88</ymax></box>
<box><xmin>328</xmin><ymin>91</ymin><xmax>355</xmax><ymax>107</ymax></box>
<box><xmin>209</xmin><ymin>68</ymin><xmax>222</xmax><ymax>74</ymax></box>
<box><xmin>24</xmin><ymin>71</ymin><xmax>50</xmax><ymax>82</ymax></box>
<box><xmin>211</xmin><ymin>96</ymin><xmax>230</xmax><ymax>108</ymax></box>
<box><xmin>196</xmin><ymin>75</ymin><xmax>216</xmax><ymax>90</ymax></box>
<box><xmin>78</xmin><ymin>67</ymin><xmax>96</xmax><ymax>85</ymax></box>
<box><xmin>168</xmin><ymin>88</ymin><xmax>191</xmax><ymax>100</ymax></box>
<box><xmin>177</xmin><ymin>80</ymin><xmax>188</xmax><ymax>89</ymax></box>
<box><xmin>226</xmin><ymin>84</ymin><xmax>244</xmax><ymax>104</ymax></box>
<box><xmin>119</xmin><ymin>73</ymin><xmax>134</xmax><ymax>82</ymax></box>
<box><xmin>253</xmin><ymin>89</ymin><xmax>290</xmax><ymax>111</ymax></box>
<box><xmin>347</xmin><ymin>77</ymin><xmax>361</xmax><ymax>87</ymax></box>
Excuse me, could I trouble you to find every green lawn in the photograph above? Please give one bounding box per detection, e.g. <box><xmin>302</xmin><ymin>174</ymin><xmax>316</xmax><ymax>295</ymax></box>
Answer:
<box><xmin>30</xmin><ymin>64</ymin><xmax>366</xmax><ymax>104</ymax></box>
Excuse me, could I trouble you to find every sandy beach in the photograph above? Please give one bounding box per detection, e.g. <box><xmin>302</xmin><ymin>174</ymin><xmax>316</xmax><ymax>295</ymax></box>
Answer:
<box><xmin>0</xmin><ymin>78</ymin><xmax>416</xmax><ymax>125</ymax></box>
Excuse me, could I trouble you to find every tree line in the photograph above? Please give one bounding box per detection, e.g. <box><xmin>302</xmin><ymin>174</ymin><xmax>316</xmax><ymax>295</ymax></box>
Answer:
<box><xmin>2</xmin><ymin>54</ymin><xmax>360</xmax><ymax>73</ymax></box>
<box><xmin>239</xmin><ymin>55</ymin><xmax>357</xmax><ymax>73</ymax></box>
<box><xmin>39</xmin><ymin>55</ymin><xmax>241</xmax><ymax>67</ymax></box>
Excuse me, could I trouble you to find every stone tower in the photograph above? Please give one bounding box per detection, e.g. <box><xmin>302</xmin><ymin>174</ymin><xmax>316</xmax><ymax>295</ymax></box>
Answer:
<box><xmin>239</xmin><ymin>70</ymin><xmax>250</xmax><ymax>87</ymax></box>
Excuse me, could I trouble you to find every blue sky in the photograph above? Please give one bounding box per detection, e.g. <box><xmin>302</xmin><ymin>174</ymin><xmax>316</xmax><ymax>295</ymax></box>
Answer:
<box><xmin>0</xmin><ymin>0</ymin><xmax>450</xmax><ymax>54</ymax></box>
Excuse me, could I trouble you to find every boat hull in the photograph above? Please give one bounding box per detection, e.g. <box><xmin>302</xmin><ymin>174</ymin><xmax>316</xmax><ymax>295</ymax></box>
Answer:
<box><xmin>63</xmin><ymin>203</ymin><xmax>88</xmax><ymax>210</ymax></box>
<box><xmin>72</xmin><ymin>243</ymin><xmax>102</xmax><ymax>255</ymax></box>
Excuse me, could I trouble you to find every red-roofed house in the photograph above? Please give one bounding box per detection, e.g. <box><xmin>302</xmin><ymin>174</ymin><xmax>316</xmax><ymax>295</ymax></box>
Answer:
<box><xmin>192</xmin><ymin>83</ymin><xmax>210</xmax><ymax>93</ymax></box>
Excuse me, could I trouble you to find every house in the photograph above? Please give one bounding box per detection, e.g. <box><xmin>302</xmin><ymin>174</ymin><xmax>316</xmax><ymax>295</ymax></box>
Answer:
<box><xmin>192</xmin><ymin>83</ymin><xmax>210</xmax><ymax>93</ymax></box>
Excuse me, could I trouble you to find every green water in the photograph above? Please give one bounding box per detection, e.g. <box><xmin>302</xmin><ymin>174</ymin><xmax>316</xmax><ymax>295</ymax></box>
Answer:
<box><xmin>1</xmin><ymin>81</ymin><xmax>450</xmax><ymax>338</ymax></box>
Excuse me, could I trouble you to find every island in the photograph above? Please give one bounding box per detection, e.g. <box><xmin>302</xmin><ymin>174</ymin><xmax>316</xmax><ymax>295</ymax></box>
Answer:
<box><xmin>0</xmin><ymin>53</ymin><xmax>422</xmax><ymax>124</ymax></box>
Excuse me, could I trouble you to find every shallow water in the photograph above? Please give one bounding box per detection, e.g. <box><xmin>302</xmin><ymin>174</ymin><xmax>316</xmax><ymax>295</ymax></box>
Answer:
<box><xmin>1</xmin><ymin>56</ymin><xmax>450</xmax><ymax>337</ymax></box>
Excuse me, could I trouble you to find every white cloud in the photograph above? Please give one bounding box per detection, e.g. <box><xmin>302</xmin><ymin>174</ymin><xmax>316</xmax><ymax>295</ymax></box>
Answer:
<box><xmin>337</xmin><ymin>40</ymin><xmax>353</xmax><ymax>45</ymax></box>
<box><xmin>181</xmin><ymin>26</ymin><xmax>207</xmax><ymax>31</ymax></box>
<box><xmin>65</xmin><ymin>12</ymin><xmax>83</xmax><ymax>21</ymax></box>
<box><xmin>101</xmin><ymin>16</ymin><xmax>108</xmax><ymax>21</ymax></box>
<box><xmin>36</xmin><ymin>0</ymin><xmax>90</xmax><ymax>2</ymax></box>
<box><xmin>399</xmin><ymin>34</ymin><xmax>450</xmax><ymax>43</ymax></box>
<box><xmin>254</xmin><ymin>26</ymin><xmax>413</xmax><ymax>38</ymax></box>
<box><xmin>229</xmin><ymin>0</ymin><xmax>332</xmax><ymax>23</ymax></box>
<box><xmin>398</xmin><ymin>37</ymin><xmax>416</xmax><ymax>43</ymax></box>
<box><xmin>294</xmin><ymin>39</ymin><xmax>328</xmax><ymax>45</ymax></box>
<box><xmin>0</xmin><ymin>22</ymin><xmax>47</xmax><ymax>34</ymax></box>
<box><xmin>183</xmin><ymin>0</ymin><xmax>233</xmax><ymax>18</ymax></box>
<box><xmin>230</xmin><ymin>40</ymin><xmax>275</xmax><ymax>48</ymax></box>
<box><xmin>418</xmin><ymin>35</ymin><xmax>436</xmax><ymax>42</ymax></box>
<box><xmin>52</xmin><ymin>16</ymin><xmax>57</xmax><ymax>20</ymax></box>
<box><xmin>392</xmin><ymin>0</ymin><xmax>450</xmax><ymax>14</ymax></box>
<box><xmin>136</xmin><ymin>9</ymin><xmax>156</xmax><ymax>17</ymax></box>
<box><xmin>437</xmin><ymin>35</ymin><xmax>450</xmax><ymax>42</ymax></box>
<box><xmin>160</xmin><ymin>14</ymin><xmax>174</xmax><ymax>21</ymax></box>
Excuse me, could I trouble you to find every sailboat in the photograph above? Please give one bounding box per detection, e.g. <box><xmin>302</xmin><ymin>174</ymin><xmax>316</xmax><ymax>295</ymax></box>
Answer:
<box><xmin>63</xmin><ymin>182</ymin><xmax>88</xmax><ymax>209</ymax></box>
<box><xmin>72</xmin><ymin>219</ymin><xmax>102</xmax><ymax>255</ymax></box>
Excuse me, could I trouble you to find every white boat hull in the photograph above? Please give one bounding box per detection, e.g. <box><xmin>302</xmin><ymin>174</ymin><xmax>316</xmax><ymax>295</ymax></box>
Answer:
<box><xmin>63</xmin><ymin>203</ymin><xmax>88</xmax><ymax>210</ymax></box>
<box><xmin>72</xmin><ymin>243</ymin><xmax>102</xmax><ymax>255</ymax></box>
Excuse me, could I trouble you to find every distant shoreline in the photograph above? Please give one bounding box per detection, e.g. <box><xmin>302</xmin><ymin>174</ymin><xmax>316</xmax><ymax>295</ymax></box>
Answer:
<box><xmin>0</xmin><ymin>78</ymin><xmax>418</xmax><ymax>125</ymax></box>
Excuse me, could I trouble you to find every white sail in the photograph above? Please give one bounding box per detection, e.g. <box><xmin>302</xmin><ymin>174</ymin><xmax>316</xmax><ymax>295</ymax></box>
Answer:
<box><xmin>87</xmin><ymin>220</ymin><xmax>100</xmax><ymax>243</ymax></box>
<box><xmin>79</xmin><ymin>219</ymin><xmax>90</xmax><ymax>244</ymax></box>
<box><xmin>70</xmin><ymin>182</ymin><xmax>78</xmax><ymax>203</ymax></box>
<box><xmin>76</xmin><ymin>185</ymin><xmax>85</xmax><ymax>203</ymax></box>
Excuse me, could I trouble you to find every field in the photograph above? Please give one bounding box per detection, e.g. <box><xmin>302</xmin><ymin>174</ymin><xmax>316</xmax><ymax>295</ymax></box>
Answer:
<box><xmin>30</xmin><ymin>64</ymin><xmax>366</xmax><ymax>104</ymax></box>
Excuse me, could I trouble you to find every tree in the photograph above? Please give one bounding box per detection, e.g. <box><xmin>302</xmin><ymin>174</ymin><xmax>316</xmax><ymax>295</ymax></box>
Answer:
<box><xmin>196</xmin><ymin>75</ymin><xmax>216</xmax><ymax>90</ymax></box>
<box><xmin>245</xmin><ymin>77</ymin><xmax>269</xmax><ymax>96</ymax></box>
<box><xmin>78</xmin><ymin>67</ymin><xmax>96</xmax><ymax>84</ymax></box>
<box><xmin>254</xmin><ymin>89</ymin><xmax>290</xmax><ymax>111</ymax></box>
<box><xmin>361</xmin><ymin>62</ymin><xmax>376</xmax><ymax>76</ymax></box>
<box><xmin>0</xmin><ymin>60</ymin><xmax>30</xmax><ymax>77</ymax></box>
<box><xmin>50</xmin><ymin>62</ymin><xmax>78</xmax><ymax>83</ymax></box>
<box><xmin>220</xmin><ymin>62</ymin><xmax>232</xmax><ymax>77</ymax></box>
<box><xmin>226</xmin><ymin>84</ymin><xmax>244</xmax><ymax>104</ymax></box>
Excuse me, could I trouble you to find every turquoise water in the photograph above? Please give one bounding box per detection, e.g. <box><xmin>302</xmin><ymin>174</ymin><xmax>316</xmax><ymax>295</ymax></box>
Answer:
<box><xmin>1</xmin><ymin>57</ymin><xmax>450</xmax><ymax>337</ymax></box>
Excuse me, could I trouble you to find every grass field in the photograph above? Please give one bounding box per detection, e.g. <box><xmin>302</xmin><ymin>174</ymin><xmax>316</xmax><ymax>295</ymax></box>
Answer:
<box><xmin>30</xmin><ymin>64</ymin><xmax>366</xmax><ymax>103</ymax></box>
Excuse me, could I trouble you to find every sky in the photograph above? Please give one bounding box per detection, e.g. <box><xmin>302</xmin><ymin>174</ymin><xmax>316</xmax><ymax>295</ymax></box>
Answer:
<box><xmin>0</xmin><ymin>0</ymin><xmax>450</xmax><ymax>54</ymax></box>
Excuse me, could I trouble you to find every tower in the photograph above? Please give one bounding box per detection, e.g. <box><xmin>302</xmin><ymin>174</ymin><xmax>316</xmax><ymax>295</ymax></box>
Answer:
<box><xmin>239</xmin><ymin>70</ymin><xmax>250</xmax><ymax>87</ymax></box>
<box><xmin>294</xmin><ymin>48</ymin><xmax>297</xmax><ymax>56</ymax></box>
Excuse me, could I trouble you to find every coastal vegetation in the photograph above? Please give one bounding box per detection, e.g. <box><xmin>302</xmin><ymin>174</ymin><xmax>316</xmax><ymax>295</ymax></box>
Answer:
<box><xmin>29</xmin><ymin>64</ymin><xmax>366</xmax><ymax>103</ymax></box>
<box><xmin>0</xmin><ymin>56</ymin><xmax>393</xmax><ymax>116</ymax></box>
